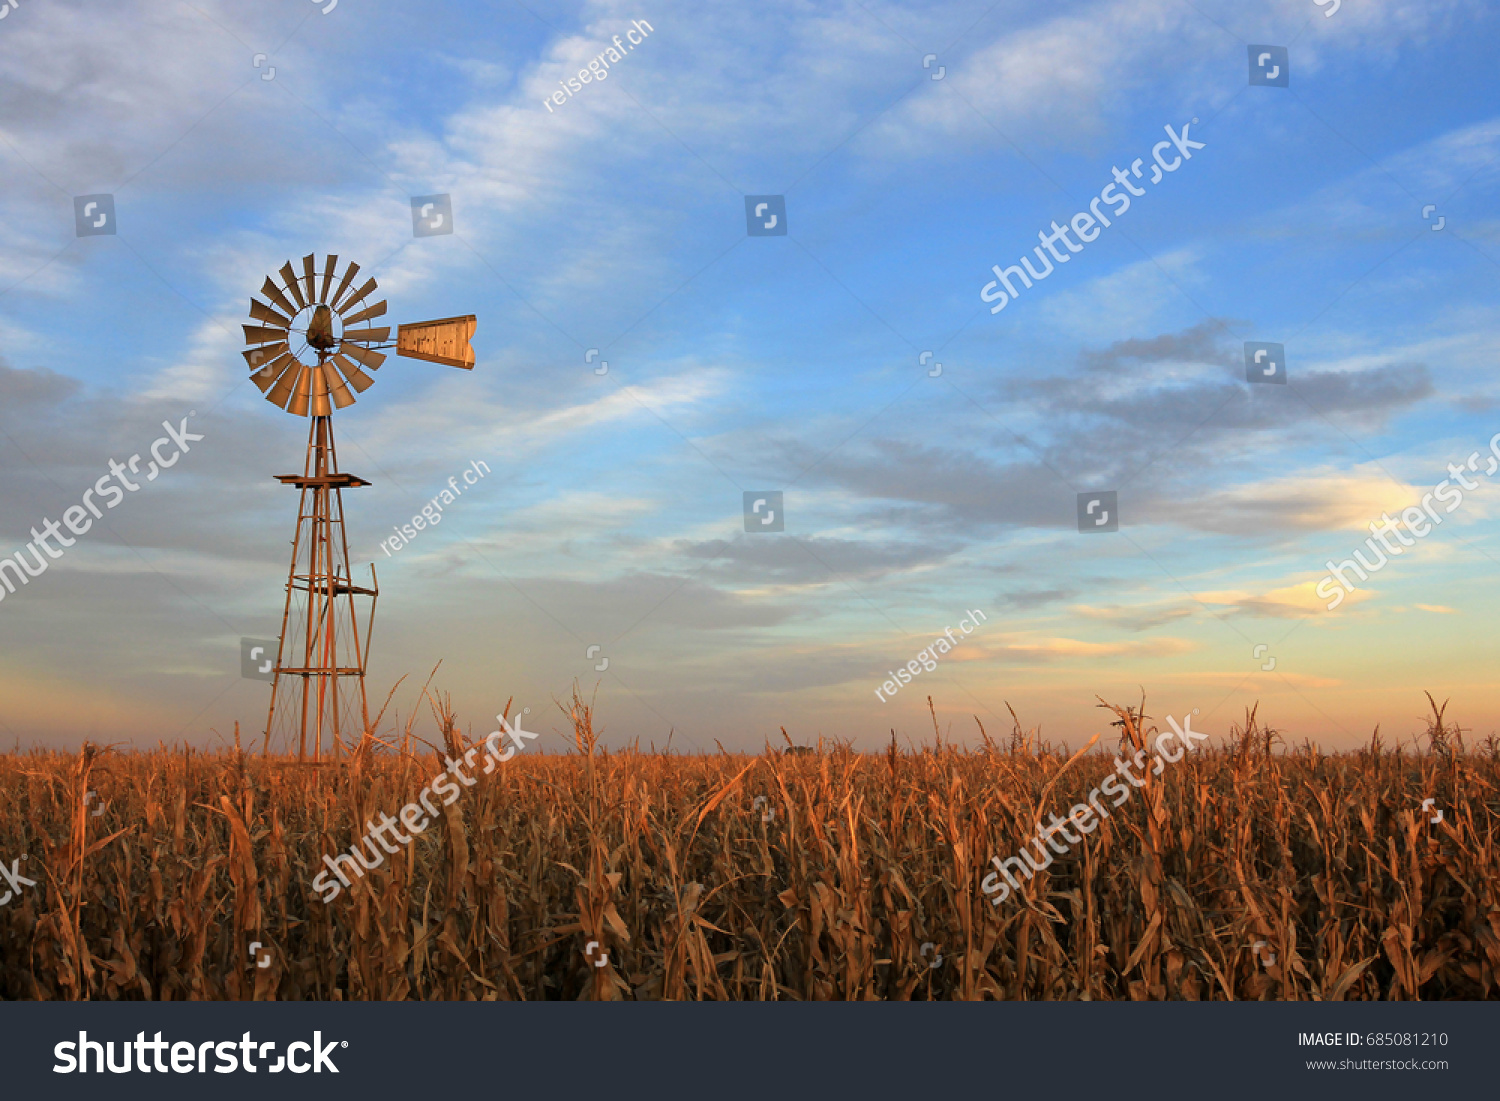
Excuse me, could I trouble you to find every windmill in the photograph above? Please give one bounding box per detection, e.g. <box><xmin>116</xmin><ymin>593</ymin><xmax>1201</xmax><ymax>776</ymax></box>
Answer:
<box><xmin>242</xmin><ymin>253</ymin><xmax>476</xmax><ymax>761</ymax></box>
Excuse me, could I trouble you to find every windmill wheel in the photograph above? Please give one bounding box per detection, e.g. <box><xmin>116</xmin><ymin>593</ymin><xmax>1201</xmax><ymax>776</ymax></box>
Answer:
<box><xmin>241</xmin><ymin>253</ymin><xmax>389</xmax><ymax>416</ymax></box>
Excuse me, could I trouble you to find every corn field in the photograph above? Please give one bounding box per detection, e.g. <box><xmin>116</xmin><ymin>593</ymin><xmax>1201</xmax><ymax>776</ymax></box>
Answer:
<box><xmin>1</xmin><ymin>692</ymin><xmax>1497</xmax><ymax>1000</ymax></box>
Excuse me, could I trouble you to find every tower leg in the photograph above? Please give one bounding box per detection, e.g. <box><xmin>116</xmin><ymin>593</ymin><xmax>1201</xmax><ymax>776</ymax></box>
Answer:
<box><xmin>263</xmin><ymin>412</ymin><xmax>376</xmax><ymax>759</ymax></box>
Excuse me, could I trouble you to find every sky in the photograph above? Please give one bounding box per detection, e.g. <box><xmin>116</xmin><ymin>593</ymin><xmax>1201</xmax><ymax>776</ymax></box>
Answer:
<box><xmin>1</xmin><ymin>0</ymin><xmax>1499</xmax><ymax>754</ymax></box>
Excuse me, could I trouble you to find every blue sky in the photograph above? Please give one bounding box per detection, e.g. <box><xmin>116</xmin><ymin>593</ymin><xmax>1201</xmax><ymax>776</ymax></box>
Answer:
<box><xmin>2</xmin><ymin>0</ymin><xmax>1499</xmax><ymax>752</ymax></box>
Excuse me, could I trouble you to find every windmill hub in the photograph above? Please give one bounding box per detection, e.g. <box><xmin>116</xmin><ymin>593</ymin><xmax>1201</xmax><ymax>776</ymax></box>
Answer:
<box><xmin>306</xmin><ymin>303</ymin><xmax>339</xmax><ymax>352</ymax></box>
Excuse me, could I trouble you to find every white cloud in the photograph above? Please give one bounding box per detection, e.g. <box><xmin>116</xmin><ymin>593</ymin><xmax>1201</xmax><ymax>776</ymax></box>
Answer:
<box><xmin>1035</xmin><ymin>247</ymin><xmax>1204</xmax><ymax>342</ymax></box>
<box><xmin>867</xmin><ymin>0</ymin><xmax>1486</xmax><ymax>157</ymax></box>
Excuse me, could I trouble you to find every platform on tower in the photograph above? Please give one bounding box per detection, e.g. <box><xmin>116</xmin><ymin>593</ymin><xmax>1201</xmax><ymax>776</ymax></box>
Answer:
<box><xmin>274</xmin><ymin>472</ymin><xmax>372</xmax><ymax>488</ymax></box>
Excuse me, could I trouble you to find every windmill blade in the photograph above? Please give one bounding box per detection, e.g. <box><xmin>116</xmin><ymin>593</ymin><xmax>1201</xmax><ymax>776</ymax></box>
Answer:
<box><xmin>250</xmin><ymin>352</ymin><xmax>295</xmax><ymax>392</ymax></box>
<box><xmin>341</xmin><ymin>299</ymin><xmax>387</xmax><ymax>326</ymax></box>
<box><xmin>279</xmin><ymin>262</ymin><xmax>307</xmax><ymax>310</ymax></box>
<box><xmin>301</xmin><ymin>254</ymin><xmax>318</xmax><ymax>306</ymax></box>
<box><xmin>340</xmin><ymin>343</ymin><xmax>386</xmax><ymax>370</ymax></box>
<box><xmin>336</xmin><ymin>277</ymin><xmax>379</xmax><ymax>314</ymax></box>
<box><xmin>322</xmin><ymin>364</ymin><xmax>357</xmax><ymax>409</ymax></box>
<box><xmin>396</xmin><ymin>315</ymin><xmax>477</xmax><ymax>369</ymax></box>
<box><xmin>330</xmin><ymin>260</ymin><xmax>359</xmax><ymax>313</ymax></box>
<box><xmin>243</xmin><ymin>342</ymin><xmax>289</xmax><ymax>370</ymax></box>
<box><xmin>319</xmin><ymin>254</ymin><xmax>338</xmax><ymax>304</ymax></box>
<box><xmin>287</xmin><ymin>365</ymin><xmax>315</xmax><ymax>416</ymax></box>
<box><xmin>330</xmin><ymin>353</ymin><xmax>375</xmax><ymax>393</ymax></box>
<box><xmin>243</xmin><ymin>323</ymin><xmax>288</xmax><ymax>346</ymax></box>
<box><xmin>260</xmin><ymin>277</ymin><xmax>298</xmax><ymax>318</ymax></box>
<box><xmin>251</xmin><ymin>353</ymin><xmax>298</xmax><ymax>394</ymax></box>
<box><xmin>341</xmin><ymin>326</ymin><xmax>391</xmax><ymax>344</ymax></box>
<box><xmin>265</xmin><ymin>361</ymin><xmax>304</xmax><ymax>409</ymax></box>
<box><xmin>249</xmin><ymin>299</ymin><xmax>292</xmax><ymax>329</ymax></box>
<box><xmin>309</xmin><ymin>363</ymin><xmax>333</xmax><ymax>417</ymax></box>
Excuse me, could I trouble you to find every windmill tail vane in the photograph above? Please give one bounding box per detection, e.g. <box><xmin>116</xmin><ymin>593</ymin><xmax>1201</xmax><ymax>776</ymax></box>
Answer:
<box><xmin>241</xmin><ymin>252</ymin><xmax>477</xmax><ymax>761</ymax></box>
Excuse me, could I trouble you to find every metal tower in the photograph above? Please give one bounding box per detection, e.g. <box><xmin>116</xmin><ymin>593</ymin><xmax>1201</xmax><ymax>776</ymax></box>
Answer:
<box><xmin>265</xmin><ymin>409</ymin><xmax>377</xmax><ymax>761</ymax></box>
